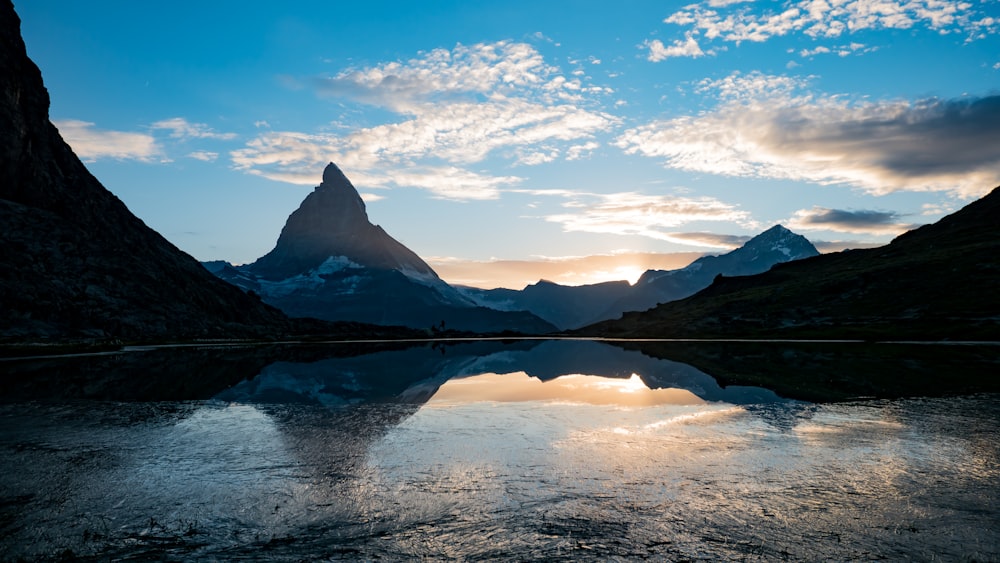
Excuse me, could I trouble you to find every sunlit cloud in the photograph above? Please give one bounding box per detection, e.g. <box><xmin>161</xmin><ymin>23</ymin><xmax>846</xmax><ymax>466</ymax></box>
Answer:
<box><xmin>427</xmin><ymin>251</ymin><xmax>705</xmax><ymax>288</ymax></box>
<box><xmin>53</xmin><ymin>119</ymin><xmax>162</xmax><ymax>162</ymax></box>
<box><xmin>543</xmin><ymin>191</ymin><xmax>752</xmax><ymax>245</ymax></box>
<box><xmin>231</xmin><ymin>133</ymin><xmax>521</xmax><ymax>199</ymax></box>
<box><xmin>645</xmin><ymin>35</ymin><xmax>706</xmax><ymax>61</ymax></box>
<box><xmin>787</xmin><ymin>207</ymin><xmax>920</xmax><ymax>235</ymax></box>
<box><xmin>233</xmin><ymin>41</ymin><xmax>617</xmax><ymax>199</ymax></box>
<box><xmin>617</xmin><ymin>72</ymin><xmax>1000</xmax><ymax>198</ymax></box>
<box><xmin>316</xmin><ymin>41</ymin><xmax>552</xmax><ymax>110</ymax></box>
<box><xmin>661</xmin><ymin>0</ymin><xmax>996</xmax><ymax>48</ymax></box>
<box><xmin>566</xmin><ymin>141</ymin><xmax>600</xmax><ymax>161</ymax></box>
<box><xmin>150</xmin><ymin>117</ymin><xmax>237</xmax><ymax>140</ymax></box>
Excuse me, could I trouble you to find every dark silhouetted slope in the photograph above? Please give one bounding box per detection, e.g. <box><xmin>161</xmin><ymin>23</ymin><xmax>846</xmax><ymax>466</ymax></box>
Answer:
<box><xmin>0</xmin><ymin>1</ymin><xmax>292</xmax><ymax>340</ymax></box>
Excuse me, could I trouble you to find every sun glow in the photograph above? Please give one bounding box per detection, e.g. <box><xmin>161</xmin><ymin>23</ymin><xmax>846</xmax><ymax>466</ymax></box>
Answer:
<box><xmin>429</xmin><ymin>372</ymin><xmax>705</xmax><ymax>406</ymax></box>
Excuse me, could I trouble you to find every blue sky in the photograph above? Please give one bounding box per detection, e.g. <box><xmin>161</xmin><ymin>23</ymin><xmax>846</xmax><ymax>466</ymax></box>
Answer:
<box><xmin>16</xmin><ymin>0</ymin><xmax>1000</xmax><ymax>288</ymax></box>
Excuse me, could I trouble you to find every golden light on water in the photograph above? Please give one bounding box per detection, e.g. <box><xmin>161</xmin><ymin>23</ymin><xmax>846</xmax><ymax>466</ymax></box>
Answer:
<box><xmin>428</xmin><ymin>372</ymin><xmax>706</xmax><ymax>407</ymax></box>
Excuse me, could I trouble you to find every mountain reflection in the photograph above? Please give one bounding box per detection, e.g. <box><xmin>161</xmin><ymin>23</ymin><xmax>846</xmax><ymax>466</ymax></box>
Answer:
<box><xmin>430</xmin><ymin>372</ymin><xmax>707</xmax><ymax>406</ymax></box>
<box><xmin>211</xmin><ymin>339</ymin><xmax>787</xmax><ymax>408</ymax></box>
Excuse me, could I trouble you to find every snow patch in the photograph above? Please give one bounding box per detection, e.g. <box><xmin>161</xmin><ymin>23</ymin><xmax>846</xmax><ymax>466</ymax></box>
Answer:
<box><xmin>258</xmin><ymin>256</ymin><xmax>363</xmax><ymax>297</ymax></box>
<box><xmin>317</xmin><ymin>255</ymin><xmax>361</xmax><ymax>274</ymax></box>
<box><xmin>771</xmin><ymin>244</ymin><xmax>791</xmax><ymax>257</ymax></box>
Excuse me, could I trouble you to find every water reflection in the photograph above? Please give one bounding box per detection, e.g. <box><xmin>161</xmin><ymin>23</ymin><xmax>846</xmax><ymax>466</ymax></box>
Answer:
<box><xmin>1</xmin><ymin>339</ymin><xmax>999</xmax><ymax>560</ymax></box>
<box><xmin>209</xmin><ymin>339</ymin><xmax>789</xmax><ymax>409</ymax></box>
<box><xmin>430</xmin><ymin>372</ymin><xmax>707</xmax><ymax>406</ymax></box>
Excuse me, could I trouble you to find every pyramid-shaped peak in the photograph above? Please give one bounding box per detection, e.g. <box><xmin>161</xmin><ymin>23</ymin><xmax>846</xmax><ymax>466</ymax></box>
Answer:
<box><xmin>762</xmin><ymin>224</ymin><xmax>792</xmax><ymax>235</ymax></box>
<box><xmin>321</xmin><ymin>162</ymin><xmax>352</xmax><ymax>188</ymax></box>
<box><xmin>740</xmin><ymin>224</ymin><xmax>819</xmax><ymax>260</ymax></box>
<box><xmin>246</xmin><ymin>163</ymin><xmax>438</xmax><ymax>281</ymax></box>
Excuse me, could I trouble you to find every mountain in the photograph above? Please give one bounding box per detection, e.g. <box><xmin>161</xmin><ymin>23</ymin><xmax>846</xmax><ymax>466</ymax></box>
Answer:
<box><xmin>579</xmin><ymin>187</ymin><xmax>1000</xmax><ymax>341</ymax></box>
<box><xmin>248</xmin><ymin>163</ymin><xmax>436</xmax><ymax>281</ymax></box>
<box><xmin>206</xmin><ymin>163</ymin><xmax>556</xmax><ymax>334</ymax></box>
<box><xmin>459</xmin><ymin>279</ymin><xmax>633</xmax><ymax>330</ymax></box>
<box><xmin>0</xmin><ymin>1</ymin><xmax>296</xmax><ymax>341</ymax></box>
<box><xmin>597</xmin><ymin>225</ymin><xmax>819</xmax><ymax>323</ymax></box>
<box><xmin>461</xmin><ymin>225</ymin><xmax>818</xmax><ymax>330</ymax></box>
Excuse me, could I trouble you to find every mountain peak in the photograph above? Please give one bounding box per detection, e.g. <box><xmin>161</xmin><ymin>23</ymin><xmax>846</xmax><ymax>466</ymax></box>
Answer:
<box><xmin>321</xmin><ymin>162</ymin><xmax>352</xmax><ymax>190</ymax></box>
<box><xmin>761</xmin><ymin>224</ymin><xmax>792</xmax><ymax>235</ymax></box>
<box><xmin>741</xmin><ymin>224</ymin><xmax>818</xmax><ymax>259</ymax></box>
<box><xmin>247</xmin><ymin>164</ymin><xmax>437</xmax><ymax>281</ymax></box>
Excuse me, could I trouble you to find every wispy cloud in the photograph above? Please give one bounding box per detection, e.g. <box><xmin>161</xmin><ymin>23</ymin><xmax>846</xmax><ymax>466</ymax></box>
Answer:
<box><xmin>616</xmin><ymin>72</ymin><xmax>1000</xmax><ymax>197</ymax></box>
<box><xmin>541</xmin><ymin>191</ymin><xmax>752</xmax><ymax>246</ymax></box>
<box><xmin>663</xmin><ymin>231</ymin><xmax>751</xmax><ymax>248</ymax></box>
<box><xmin>187</xmin><ymin>150</ymin><xmax>219</xmax><ymax>162</ymax></box>
<box><xmin>53</xmin><ymin>119</ymin><xmax>162</xmax><ymax>162</ymax></box>
<box><xmin>787</xmin><ymin>207</ymin><xmax>920</xmax><ymax>235</ymax></box>
<box><xmin>233</xmin><ymin>41</ymin><xmax>617</xmax><ymax>199</ymax></box>
<box><xmin>151</xmin><ymin>117</ymin><xmax>237</xmax><ymax>140</ymax></box>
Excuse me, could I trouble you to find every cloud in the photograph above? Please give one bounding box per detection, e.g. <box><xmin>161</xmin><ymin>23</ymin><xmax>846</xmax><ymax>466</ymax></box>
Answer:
<box><xmin>315</xmin><ymin>41</ymin><xmax>553</xmax><ymax>111</ymax></box>
<box><xmin>661</xmin><ymin>0</ymin><xmax>996</xmax><ymax>48</ymax></box>
<box><xmin>812</xmin><ymin>239</ymin><xmax>887</xmax><ymax>253</ymax></box>
<box><xmin>187</xmin><ymin>150</ymin><xmax>219</xmax><ymax>162</ymax></box>
<box><xmin>427</xmin><ymin>251</ymin><xmax>706</xmax><ymax>288</ymax></box>
<box><xmin>787</xmin><ymin>207</ymin><xmax>920</xmax><ymax>235</ymax></box>
<box><xmin>617</xmin><ymin>73</ymin><xmax>1000</xmax><ymax>197</ymax></box>
<box><xmin>233</xmin><ymin>41</ymin><xmax>617</xmax><ymax>199</ymax></box>
<box><xmin>53</xmin><ymin>119</ymin><xmax>162</xmax><ymax>162</ymax></box>
<box><xmin>566</xmin><ymin>141</ymin><xmax>600</xmax><ymax>161</ymax></box>
<box><xmin>151</xmin><ymin>117</ymin><xmax>237</xmax><ymax>140</ymax></box>
<box><xmin>542</xmin><ymin>191</ymin><xmax>752</xmax><ymax>245</ymax></box>
<box><xmin>645</xmin><ymin>35</ymin><xmax>706</xmax><ymax>61</ymax></box>
<box><xmin>661</xmin><ymin>231</ymin><xmax>751</xmax><ymax>248</ymax></box>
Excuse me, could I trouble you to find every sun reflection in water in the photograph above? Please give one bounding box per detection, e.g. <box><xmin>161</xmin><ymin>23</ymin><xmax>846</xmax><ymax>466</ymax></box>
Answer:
<box><xmin>428</xmin><ymin>372</ymin><xmax>707</xmax><ymax>407</ymax></box>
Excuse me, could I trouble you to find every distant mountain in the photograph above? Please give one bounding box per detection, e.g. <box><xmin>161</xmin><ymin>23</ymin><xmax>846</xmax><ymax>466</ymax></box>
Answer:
<box><xmin>579</xmin><ymin>187</ymin><xmax>1000</xmax><ymax>341</ymax></box>
<box><xmin>0</xmin><ymin>2</ymin><xmax>293</xmax><ymax>341</ymax></box>
<box><xmin>459</xmin><ymin>279</ymin><xmax>633</xmax><ymax>330</ymax></box>
<box><xmin>462</xmin><ymin>225</ymin><xmax>818</xmax><ymax>330</ymax></box>
<box><xmin>206</xmin><ymin>163</ymin><xmax>556</xmax><ymax>334</ymax></box>
<box><xmin>596</xmin><ymin>225</ymin><xmax>819</xmax><ymax>323</ymax></box>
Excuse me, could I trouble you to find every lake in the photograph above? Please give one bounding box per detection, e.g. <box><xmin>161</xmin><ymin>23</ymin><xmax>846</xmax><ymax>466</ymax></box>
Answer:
<box><xmin>1</xmin><ymin>339</ymin><xmax>998</xmax><ymax>560</ymax></box>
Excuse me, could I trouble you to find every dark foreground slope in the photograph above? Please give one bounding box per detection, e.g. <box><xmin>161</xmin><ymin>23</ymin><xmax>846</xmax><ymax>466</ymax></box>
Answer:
<box><xmin>580</xmin><ymin>187</ymin><xmax>1000</xmax><ymax>341</ymax></box>
<box><xmin>0</xmin><ymin>1</ymin><xmax>291</xmax><ymax>341</ymax></box>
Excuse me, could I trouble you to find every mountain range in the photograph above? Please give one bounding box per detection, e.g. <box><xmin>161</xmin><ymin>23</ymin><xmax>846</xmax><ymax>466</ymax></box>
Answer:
<box><xmin>461</xmin><ymin>225</ymin><xmax>819</xmax><ymax>329</ymax></box>
<box><xmin>579</xmin><ymin>186</ymin><xmax>1000</xmax><ymax>341</ymax></box>
<box><xmin>204</xmin><ymin>163</ymin><xmax>556</xmax><ymax>334</ymax></box>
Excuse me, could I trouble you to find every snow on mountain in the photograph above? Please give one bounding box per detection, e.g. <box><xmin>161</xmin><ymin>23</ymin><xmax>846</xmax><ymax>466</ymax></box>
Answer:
<box><xmin>204</xmin><ymin>163</ymin><xmax>555</xmax><ymax>334</ymax></box>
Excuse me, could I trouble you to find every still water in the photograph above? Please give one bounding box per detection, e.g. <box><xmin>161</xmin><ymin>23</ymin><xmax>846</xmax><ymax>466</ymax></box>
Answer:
<box><xmin>1</xmin><ymin>339</ymin><xmax>998</xmax><ymax>561</ymax></box>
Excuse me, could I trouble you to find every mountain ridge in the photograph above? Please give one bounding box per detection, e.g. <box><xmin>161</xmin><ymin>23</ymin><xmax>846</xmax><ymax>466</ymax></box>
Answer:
<box><xmin>577</xmin><ymin>187</ymin><xmax>1000</xmax><ymax>340</ymax></box>
<box><xmin>461</xmin><ymin>224</ymin><xmax>819</xmax><ymax>330</ymax></box>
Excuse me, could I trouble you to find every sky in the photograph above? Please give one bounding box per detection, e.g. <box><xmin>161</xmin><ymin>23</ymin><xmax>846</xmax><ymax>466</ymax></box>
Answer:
<box><xmin>15</xmin><ymin>0</ymin><xmax>1000</xmax><ymax>289</ymax></box>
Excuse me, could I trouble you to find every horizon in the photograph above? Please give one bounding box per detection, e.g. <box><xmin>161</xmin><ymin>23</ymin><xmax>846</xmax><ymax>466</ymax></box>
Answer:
<box><xmin>16</xmin><ymin>0</ymin><xmax>1000</xmax><ymax>289</ymax></box>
